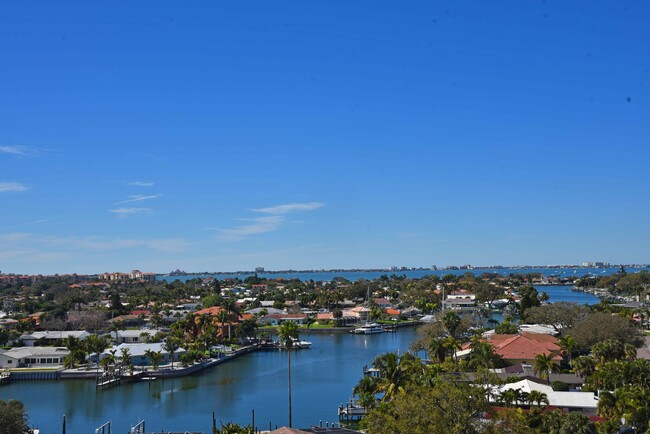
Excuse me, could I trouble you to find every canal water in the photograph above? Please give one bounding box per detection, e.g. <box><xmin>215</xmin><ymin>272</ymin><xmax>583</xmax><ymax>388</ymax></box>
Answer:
<box><xmin>1</xmin><ymin>286</ymin><xmax>599</xmax><ymax>433</ymax></box>
<box><xmin>2</xmin><ymin>329</ymin><xmax>419</xmax><ymax>433</ymax></box>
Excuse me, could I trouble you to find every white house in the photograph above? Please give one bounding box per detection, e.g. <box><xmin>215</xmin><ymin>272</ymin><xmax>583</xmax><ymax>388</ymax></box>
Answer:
<box><xmin>495</xmin><ymin>379</ymin><xmax>598</xmax><ymax>415</ymax></box>
<box><xmin>20</xmin><ymin>330</ymin><xmax>91</xmax><ymax>347</ymax></box>
<box><xmin>110</xmin><ymin>329</ymin><xmax>157</xmax><ymax>344</ymax></box>
<box><xmin>100</xmin><ymin>342</ymin><xmax>186</xmax><ymax>366</ymax></box>
<box><xmin>0</xmin><ymin>346</ymin><xmax>69</xmax><ymax>368</ymax></box>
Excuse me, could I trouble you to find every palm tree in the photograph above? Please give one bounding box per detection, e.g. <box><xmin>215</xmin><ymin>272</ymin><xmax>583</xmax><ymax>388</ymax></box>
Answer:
<box><xmin>163</xmin><ymin>337</ymin><xmax>180</xmax><ymax>369</ymax></box>
<box><xmin>572</xmin><ymin>355</ymin><xmax>596</xmax><ymax>378</ymax></box>
<box><xmin>120</xmin><ymin>347</ymin><xmax>131</xmax><ymax>368</ymax></box>
<box><xmin>443</xmin><ymin>336</ymin><xmax>462</xmax><ymax>365</ymax></box>
<box><xmin>108</xmin><ymin>321</ymin><xmax>125</xmax><ymax>343</ymax></box>
<box><xmin>533</xmin><ymin>353</ymin><xmax>559</xmax><ymax>384</ymax></box>
<box><xmin>500</xmin><ymin>388</ymin><xmax>524</xmax><ymax>407</ymax></box>
<box><xmin>468</xmin><ymin>340</ymin><xmax>502</xmax><ymax>370</ymax></box>
<box><xmin>84</xmin><ymin>334</ymin><xmax>110</xmax><ymax>375</ymax></box>
<box><xmin>557</xmin><ymin>335</ymin><xmax>577</xmax><ymax>366</ymax></box>
<box><xmin>63</xmin><ymin>336</ymin><xmax>83</xmax><ymax>368</ymax></box>
<box><xmin>526</xmin><ymin>390</ymin><xmax>549</xmax><ymax>407</ymax></box>
<box><xmin>304</xmin><ymin>316</ymin><xmax>316</xmax><ymax>334</ymax></box>
<box><xmin>353</xmin><ymin>375</ymin><xmax>379</xmax><ymax>410</ymax></box>
<box><xmin>427</xmin><ymin>337</ymin><xmax>447</xmax><ymax>365</ymax></box>
<box><xmin>371</xmin><ymin>352</ymin><xmax>421</xmax><ymax>401</ymax></box>
<box><xmin>277</xmin><ymin>321</ymin><xmax>299</xmax><ymax>427</ymax></box>
<box><xmin>144</xmin><ymin>349</ymin><xmax>163</xmax><ymax>370</ymax></box>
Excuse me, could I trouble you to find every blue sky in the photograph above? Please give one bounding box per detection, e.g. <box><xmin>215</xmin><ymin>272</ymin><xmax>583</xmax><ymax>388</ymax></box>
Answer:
<box><xmin>1</xmin><ymin>1</ymin><xmax>649</xmax><ymax>275</ymax></box>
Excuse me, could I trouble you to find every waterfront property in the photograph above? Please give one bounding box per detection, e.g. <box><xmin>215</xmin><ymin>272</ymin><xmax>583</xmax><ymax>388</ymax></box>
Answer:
<box><xmin>488</xmin><ymin>332</ymin><xmax>562</xmax><ymax>366</ymax></box>
<box><xmin>99</xmin><ymin>342</ymin><xmax>186</xmax><ymax>366</ymax></box>
<box><xmin>19</xmin><ymin>330</ymin><xmax>90</xmax><ymax>346</ymax></box>
<box><xmin>493</xmin><ymin>379</ymin><xmax>598</xmax><ymax>415</ymax></box>
<box><xmin>0</xmin><ymin>346</ymin><xmax>69</xmax><ymax>368</ymax></box>
<box><xmin>110</xmin><ymin>329</ymin><xmax>157</xmax><ymax>344</ymax></box>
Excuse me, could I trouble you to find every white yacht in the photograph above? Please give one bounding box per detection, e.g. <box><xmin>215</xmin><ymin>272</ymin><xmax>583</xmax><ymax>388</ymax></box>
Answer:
<box><xmin>352</xmin><ymin>322</ymin><xmax>384</xmax><ymax>334</ymax></box>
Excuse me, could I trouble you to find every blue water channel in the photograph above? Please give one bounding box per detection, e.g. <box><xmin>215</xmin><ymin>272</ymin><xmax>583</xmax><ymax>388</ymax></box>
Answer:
<box><xmin>2</xmin><ymin>329</ymin><xmax>419</xmax><ymax>433</ymax></box>
<box><xmin>1</xmin><ymin>286</ymin><xmax>599</xmax><ymax>433</ymax></box>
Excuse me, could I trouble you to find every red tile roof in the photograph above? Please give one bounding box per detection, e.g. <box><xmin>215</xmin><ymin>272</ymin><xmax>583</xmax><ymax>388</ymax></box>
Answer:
<box><xmin>489</xmin><ymin>332</ymin><xmax>562</xmax><ymax>362</ymax></box>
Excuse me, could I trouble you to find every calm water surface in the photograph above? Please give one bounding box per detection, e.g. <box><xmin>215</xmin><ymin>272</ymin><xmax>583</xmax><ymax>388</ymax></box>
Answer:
<box><xmin>2</xmin><ymin>329</ymin><xmax>419</xmax><ymax>433</ymax></box>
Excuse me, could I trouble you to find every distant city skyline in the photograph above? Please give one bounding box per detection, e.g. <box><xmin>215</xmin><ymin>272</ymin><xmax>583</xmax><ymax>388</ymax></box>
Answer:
<box><xmin>1</xmin><ymin>1</ymin><xmax>649</xmax><ymax>275</ymax></box>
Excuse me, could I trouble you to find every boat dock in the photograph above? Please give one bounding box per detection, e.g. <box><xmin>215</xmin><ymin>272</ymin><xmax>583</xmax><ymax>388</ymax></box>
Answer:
<box><xmin>338</xmin><ymin>400</ymin><xmax>367</xmax><ymax>421</ymax></box>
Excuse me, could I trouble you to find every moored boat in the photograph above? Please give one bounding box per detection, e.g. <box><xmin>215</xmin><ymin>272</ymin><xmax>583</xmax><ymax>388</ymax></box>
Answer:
<box><xmin>351</xmin><ymin>322</ymin><xmax>383</xmax><ymax>334</ymax></box>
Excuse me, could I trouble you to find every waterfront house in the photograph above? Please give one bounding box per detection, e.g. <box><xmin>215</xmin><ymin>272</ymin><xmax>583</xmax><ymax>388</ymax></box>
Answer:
<box><xmin>194</xmin><ymin>306</ymin><xmax>242</xmax><ymax>339</ymax></box>
<box><xmin>0</xmin><ymin>346</ymin><xmax>69</xmax><ymax>368</ymax></box>
<box><xmin>258</xmin><ymin>313</ymin><xmax>307</xmax><ymax>326</ymax></box>
<box><xmin>110</xmin><ymin>329</ymin><xmax>157</xmax><ymax>344</ymax></box>
<box><xmin>374</xmin><ymin>298</ymin><xmax>392</xmax><ymax>308</ymax></box>
<box><xmin>494</xmin><ymin>379</ymin><xmax>598</xmax><ymax>415</ymax></box>
<box><xmin>108</xmin><ymin>314</ymin><xmax>147</xmax><ymax>328</ymax></box>
<box><xmin>246</xmin><ymin>307</ymin><xmax>285</xmax><ymax>316</ymax></box>
<box><xmin>20</xmin><ymin>330</ymin><xmax>90</xmax><ymax>347</ymax></box>
<box><xmin>400</xmin><ymin>306</ymin><xmax>422</xmax><ymax>318</ymax></box>
<box><xmin>0</xmin><ymin>318</ymin><xmax>19</xmax><ymax>329</ymax></box>
<box><xmin>100</xmin><ymin>342</ymin><xmax>186</xmax><ymax>366</ymax></box>
<box><xmin>348</xmin><ymin>306</ymin><xmax>371</xmax><ymax>322</ymax></box>
<box><xmin>176</xmin><ymin>302</ymin><xmax>201</xmax><ymax>311</ymax></box>
<box><xmin>488</xmin><ymin>332</ymin><xmax>562</xmax><ymax>366</ymax></box>
<box><xmin>384</xmin><ymin>307</ymin><xmax>401</xmax><ymax>320</ymax></box>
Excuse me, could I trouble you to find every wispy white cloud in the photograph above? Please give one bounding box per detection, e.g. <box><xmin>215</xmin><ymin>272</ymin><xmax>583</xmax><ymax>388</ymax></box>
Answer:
<box><xmin>216</xmin><ymin>201</ymin><xmax>324</xmax><ymax>240</ymax></box>
<box><xmin>126</xmin><ymin>181</ymin><xmax>154</xmax><ymax>187</ymax></box>
<box><xmin>43</xmin><ymin>235</ymin><xmax>190</xmax><ymax>253</ymax></box>
<box><xmin>0</xmin><ymin>182</ymin><xmax>30</xmax><ymax>193</ymax></box>
<box><xmin>0</xmin><ymin>145</ymin><xmax>37</xmax><ymax>156</ymax></box>
<box><xmin>114</xmin><ymin>194</ymin><xmax>161</xmax><ymax>205</ymax></box>
<box><xmin>19</xmin><ymin>219</ymin><xmax>49</xmax><ymax>227</ymax></box>
<box><xmin>252</xmin><ymin>202</ymin><xmax>324</xmax><ymax>215</ymax></box>
<box><xmin>1</xmin><ymin>232</ymin><xmax>191</xmax><ymax>254</ymax></box>
<box><xmin>216</xmin><ymin>216</ymin><xmax>284</xmax><ymax>240</ymax></box>
<box><xmin>0</xmin><ymin>232</ymin><xmax>33</xmax><ymax>243</ymax></box>
<box><xmin>109</xmin><ymin>207</ymin><xmax>152</xmax><ymax>217</ymax></box>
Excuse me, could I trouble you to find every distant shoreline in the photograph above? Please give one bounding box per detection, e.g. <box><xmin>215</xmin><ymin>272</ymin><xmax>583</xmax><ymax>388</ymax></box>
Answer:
<box><xmin>164</xmin><ymin>264</ymin><xmax>649</xmax><ymax>278</ymax></box>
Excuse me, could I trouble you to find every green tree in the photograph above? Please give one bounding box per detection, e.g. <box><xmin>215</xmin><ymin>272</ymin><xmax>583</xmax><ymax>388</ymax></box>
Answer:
<box><xmin>304</xmin><ymin>316</ymin><xmax>315</xmax><ymax>333</ymax></box>
<box><xmin>591</xmin><ymin>338</ymin><xmax>627</xmax><ymax>364</ymax></box>
<box><xmin>442</xmin><ymin>311</ymin><xmax>461</xmax><ymax>339</ymax></box>
<box><xmin>557</xmin><ymin>334</ymin><xmax>577</xmax><ymax>366</ymax></box>
<box><xmin>361</xmin><ymin>379</ymin><xmax>488</xmax><ymax>434</ymax></box>
<box><xmin>163</xmin><ymin>337</ymin><xmax>181</xmax><ymax>369</ymax></box>
<box><xmin>0</xmin><ymin>399</ymin><xmax>30</xmax><ymax>434</ymax></box>
<box><xmin>494</xmin><ymin>320</ymin><xmax>519</xmax><ymax>334</ymax></box>
<box><xmin>120</xmin><ymin>347</ymin><xmax>132</xmax><ymax>368</ymax></box>
<box><xmin>144</xmin><ymin>349</ymin><xmax>163</xmax><ymax>370</ymax></box>
<box><xmin>526</xmin><ymin>390</ymin><xmax>549</xmax><ymax>406</ymax></box>
<box><xmin>597</xmin><ymin>385</ymin><xmax>650</xmax><ymax>433</ymax></box>
<box><xmin>63</xmin><ymin>335</ymin><xmax>85</xmax><ymax>368</ymax></box>
<box><xmin>332</xmin><ymin>308</ymin><xmax>343</xmax><ymax>326</ymax></box>
<box><xmin>518</xmin><ymin>286</ymin><xmax>541</xmax><ymax>317</ymax></box>
<box><xmin>569</xmin><ymin>312</ymin><xmax>642</xmax><ymax>350</ymax></box>
<box><xmin>277</xmin><ymin>321</ymin><xmax>299</xmax><ymax>427</ymax></box>
<box><xmin>353</xmin><ymin>375</ymin><xmax>379</xmax><ymax>410</ymax></box>
<box><xmin>467</xmin><ymin>339</ymin><xmax>504</xmax><ymax>370</ymax></box>
<box><xmin>532</xmin><ymin>353</ymin><xmax>559</xmax><ymax>384</ymax></box>
<box><xmin>371</xmin><ymin>352</ymin><xmax>419</xmax><ymax>401</ymax></box>
<box><xmin>572</xmin><ymin>355</ymin><xmax>596</xmax><ymax>378</ymax></box>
